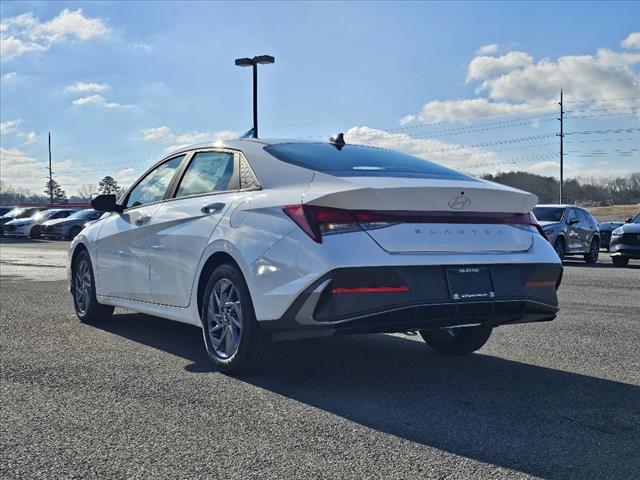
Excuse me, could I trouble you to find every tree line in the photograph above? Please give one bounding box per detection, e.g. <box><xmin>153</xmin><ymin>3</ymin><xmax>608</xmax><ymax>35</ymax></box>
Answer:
<box><xmin>0</xmin><ymin>176</ymin><xmax>124</xmax><ymax>205</ymax></box>
<box><xmin>482</xmin><ymin>171</ymin><xmax>640</xmax><ymax>206</ymax></box>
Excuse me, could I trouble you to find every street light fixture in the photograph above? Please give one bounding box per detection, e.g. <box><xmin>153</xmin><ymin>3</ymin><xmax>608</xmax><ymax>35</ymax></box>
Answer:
<box><xmin>234</xmin><ymin>54</ymin><xmax>275</xmax><ymax>138</ymax></box>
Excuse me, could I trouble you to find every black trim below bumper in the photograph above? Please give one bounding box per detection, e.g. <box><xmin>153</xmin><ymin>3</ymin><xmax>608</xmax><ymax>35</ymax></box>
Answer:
<box><xmin>261</xmin><ymin>263</ymin><xmax>562</xmax><ymax>340</ymax></box>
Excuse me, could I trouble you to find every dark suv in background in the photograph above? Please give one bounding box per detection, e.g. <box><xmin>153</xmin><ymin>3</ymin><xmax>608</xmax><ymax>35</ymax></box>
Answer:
<box><xmin>609</xmin><ymin>212</ymin><xmax>640</xmax><ymax>267</ymax></box>
<box><xmin>533</xmin><ymin>204</ymin><xmax>600</xmax><ymax>263</ymax></box>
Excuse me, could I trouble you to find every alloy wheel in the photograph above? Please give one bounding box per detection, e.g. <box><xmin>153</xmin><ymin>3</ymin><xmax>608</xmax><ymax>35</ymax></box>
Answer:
<box><xmin>589</xmin><ymin>239</ymin><xmax>599</xmax><ymax>262</ymax></box>
<box><xmin>207</xmin><ymin>278</ymin><xmax>243</xmax><ymax>358</ymax></box>
<box><xmin>74</xmin><ymin>259</ymin><xmax>92</xmax><ymax>315</ymax></box>
<box><xmin>554</xmin><ymin>239</ymin><xmax>565</xmax><ymax>260</ymax></box>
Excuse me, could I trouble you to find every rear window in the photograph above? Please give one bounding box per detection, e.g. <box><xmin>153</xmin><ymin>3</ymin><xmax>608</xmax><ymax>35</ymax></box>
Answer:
<box><xmin>264</xmin><ymin>143</ymin><xmax>476</xmax><ymax>181</ymax></box>
<box><xmin>533</xmin><ymin>207</ymin><xmax>565</xmax><ymax>222</ymax></box>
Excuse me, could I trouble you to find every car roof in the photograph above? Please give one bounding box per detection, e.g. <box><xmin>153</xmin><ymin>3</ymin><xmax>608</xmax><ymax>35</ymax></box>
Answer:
<box><xmin>166</xmin><ymin>138</ymin><xmax>333</xmax><ymax>157</ymax></box>
<box><xmin>41</xmin><ymin>208</ymin><xmax>78</xmax><ymax>213</ymax></box>
<box><xmin>535</xmin><ymin>204</ymin><xmax>573</xmax><ymax>208</ymax></box>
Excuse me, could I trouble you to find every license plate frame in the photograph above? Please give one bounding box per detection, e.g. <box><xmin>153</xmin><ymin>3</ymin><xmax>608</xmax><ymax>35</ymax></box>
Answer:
<box><xmin>446</xmin><ymin>267</ymin><xmax>495</xmax><ymax>301</ymax></box>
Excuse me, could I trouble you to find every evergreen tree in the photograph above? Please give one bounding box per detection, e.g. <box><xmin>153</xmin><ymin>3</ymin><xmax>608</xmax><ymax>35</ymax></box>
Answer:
<box><xmin>98</xmin><ymin>176</ymin><xmax>121</xmax><ymax>195</ymax></box>
<box><xmin>44</xmin><ymin>179</ymin><xmax>67</xmax><ymax>203</ymax></box>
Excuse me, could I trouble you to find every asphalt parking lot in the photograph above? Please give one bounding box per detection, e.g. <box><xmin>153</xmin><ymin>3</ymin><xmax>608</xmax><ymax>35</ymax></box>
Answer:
<box><xmin>1</xmin><ymin>238</ymin><xmax>639</xmax><ymax>479</ymax></box>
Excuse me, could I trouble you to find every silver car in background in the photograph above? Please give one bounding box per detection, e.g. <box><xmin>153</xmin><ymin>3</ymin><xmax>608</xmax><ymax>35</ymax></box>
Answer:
<box><xmin>41</xmin><ymin>209</ymin><xmax>103</xmax><ymax>240</ymax></box>
<box><xmin>3</xmin><ymin>208</ymin><xmax>79</xmax><ymax>239</ymax></box>
<box><xmin>533</xmin><ymin>204</ymin><xmax>600</xmax><ymax>263</ymax></box>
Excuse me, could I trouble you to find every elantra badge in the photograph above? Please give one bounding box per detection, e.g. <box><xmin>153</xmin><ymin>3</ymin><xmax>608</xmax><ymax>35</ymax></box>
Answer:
<box><xmin>448</xmin><ymin>195</ymin><xmax>471</xmax><ymax>210</ymax></box>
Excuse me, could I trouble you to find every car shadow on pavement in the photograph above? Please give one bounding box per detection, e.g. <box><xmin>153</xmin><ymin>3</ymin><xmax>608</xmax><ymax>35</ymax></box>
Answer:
<box><xmin>97</xmin><ymin>313</ymin><xmax>640</xmax><ymax>479</ymax></box>
<box><xmin>562</xmin><ymin>259</ymin><xmax>640</xmax><ymax>269</ymax></box>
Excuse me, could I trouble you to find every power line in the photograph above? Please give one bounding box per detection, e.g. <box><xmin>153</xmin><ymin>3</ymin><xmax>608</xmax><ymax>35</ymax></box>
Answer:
<box><xmin>372</xmin><ymin>114</ymin><xmax>557</xmax><ymax>136</ymax></box>
<box><xmin>565</xmin><ymin>127</ymin><xmax>640</xmax><ymax>136</ymax></box>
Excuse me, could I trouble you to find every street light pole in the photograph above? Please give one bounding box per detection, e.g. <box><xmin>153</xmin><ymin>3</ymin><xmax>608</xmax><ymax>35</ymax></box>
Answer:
<box><xmin>235</xmin><ymin>55</ymin><xmax>275</xmax><ymax>138</ymax></box>
<box><xmin>253</xmin><ymin>61</ymin><xmax>258</xmax><ymax>138</ymax></box>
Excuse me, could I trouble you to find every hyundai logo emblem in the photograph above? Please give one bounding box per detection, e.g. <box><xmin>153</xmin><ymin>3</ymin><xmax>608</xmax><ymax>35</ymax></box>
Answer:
<box><xmin>448</xmin><ymin>195</ymin><xmax>471</xmax><ymax>210</ymax></box>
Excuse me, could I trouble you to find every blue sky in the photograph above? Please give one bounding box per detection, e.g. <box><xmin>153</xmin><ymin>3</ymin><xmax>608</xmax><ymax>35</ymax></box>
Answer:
<box><xmin>1</xmin><ymin>1</ymin><xmax>639</xmax><ymax>196</ymax></box>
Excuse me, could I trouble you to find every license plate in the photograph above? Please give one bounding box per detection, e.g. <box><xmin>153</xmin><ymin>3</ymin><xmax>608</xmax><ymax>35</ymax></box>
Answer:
<box><xmin>446</xmin><ymin>267</ymin><xmax>495</xmax><ymax>301</ymax></box>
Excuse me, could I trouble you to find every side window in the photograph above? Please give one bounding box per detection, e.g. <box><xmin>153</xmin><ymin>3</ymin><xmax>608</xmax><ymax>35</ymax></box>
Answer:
<box><xmin>566</xmin><ymin>209</ymin><xmax>578</xmax><ymax>224</ymax></box>
<box><xmin>239</xmin><ymin>156</ymin><xmax>260</xmax><ymax>189</ymax></box>
<box><xmin>125</xmin><ymin>155</ymin><xmax>185</xmax><ymax>208</ymax></box>
<box><xmin>175</xmin><ymin>151</ymin><xmax>235</xmax><ymax>198</ymax></box>
<box><xmin>52</xmin><ymin>211</ymin><xmax>68</xmax><ymax>219</ymax></box>
<box><xmin>577</xmin><ymin>210</ymin><xmax>589</xmax><ymax>223</ymax></box>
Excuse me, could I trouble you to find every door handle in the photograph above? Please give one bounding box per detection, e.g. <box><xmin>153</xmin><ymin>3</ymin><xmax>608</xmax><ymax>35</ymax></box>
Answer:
<box><xmin>201</xmin><ymin>202</ymin><xmax>225</xmax><ymax>214</ymax></box>
<box><xmin>135</xmin><ymin>215</ymin><xmax>151</xmax><ymax>226</ymax></box>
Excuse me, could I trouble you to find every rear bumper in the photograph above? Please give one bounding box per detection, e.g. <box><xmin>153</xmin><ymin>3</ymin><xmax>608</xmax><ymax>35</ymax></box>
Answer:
<box><xmin>261</xmin><ymin>263</ymin><xmax>562</xmax><ymax>339</ymax></box>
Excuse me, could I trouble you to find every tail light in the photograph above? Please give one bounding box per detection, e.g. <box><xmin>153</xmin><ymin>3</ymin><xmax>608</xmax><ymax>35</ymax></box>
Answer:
<box><xmin>283</xmin><ymin>205</ymin><xmax>547</xmax><ymax>243</ymax></box>
<box><xmin>528</xmin><ymin>212</ymin><xmax>547</xmax><ymax>239</ymax></box>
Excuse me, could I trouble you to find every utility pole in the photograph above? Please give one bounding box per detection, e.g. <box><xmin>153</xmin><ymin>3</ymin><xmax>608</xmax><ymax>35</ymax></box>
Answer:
<box><xmin>47</xmin><ymin>132</ymin><xmax>53</xmax><ymax>206</ymax></box>
<box><xmin>557</xmin><ymin>89</ymin><xmax>564</xmax><ymax>203</ymax></box>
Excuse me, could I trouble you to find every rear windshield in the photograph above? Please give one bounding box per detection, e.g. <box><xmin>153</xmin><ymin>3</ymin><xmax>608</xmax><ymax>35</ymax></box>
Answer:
<box><xmin>264</xmin><ymin>143</ymin><xmax>476</xmax><ymax>181</ymax></box>
<box><xmin>533</xmin><ymin>207</ymin><xmax>565</xmax><ymax>222</ymax></box>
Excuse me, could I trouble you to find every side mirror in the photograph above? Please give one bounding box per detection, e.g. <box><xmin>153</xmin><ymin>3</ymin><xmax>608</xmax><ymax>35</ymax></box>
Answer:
<box><xmin>91</xmin><ymin>194</ymin><xmax>123</xmax><ymax>213</ymax></box>
<box><xmin>625</xmin><ymin>217</ymin><xmax>632</xmax><ymax>223</ymax></box>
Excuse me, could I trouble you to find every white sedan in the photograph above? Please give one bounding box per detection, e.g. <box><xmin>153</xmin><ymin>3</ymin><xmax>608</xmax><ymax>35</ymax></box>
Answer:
<box><xmin>4</xmin><ymin>208</ymin><xmax>78</xmax><ymax>238</ymax></box>
<box><xmin>68</xmin><ymin>137</ymin><xmax>562</xmax><ymax>372</ymax></box>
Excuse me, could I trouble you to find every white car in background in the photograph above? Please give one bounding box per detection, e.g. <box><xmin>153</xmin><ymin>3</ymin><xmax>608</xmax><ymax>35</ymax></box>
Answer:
<box><xmin>68</xmin><ymin>137</ymin><xmax>562</xmax><ymax>372</ymax></box>
<box><xmin>4</xmin><ymin>208</ymin><xmax>79</xmax><ymax>239</ymax></box>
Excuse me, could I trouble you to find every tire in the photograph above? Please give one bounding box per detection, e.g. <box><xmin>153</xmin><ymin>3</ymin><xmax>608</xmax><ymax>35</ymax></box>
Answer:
<box><xmin>68</xmin><ymin>226</ymin><xmax>82</xmax><ymax>240</ymax></box>
<box><xmin>553</xmin><ymin>237</ymin><xmax>565</xmax><ymax>261</ymax></box>
<box><xmin>583</xmin><ymin>237</ymin><xmax>599</xmax><ymax>264</ymax></box>
<box><xmin>420</xmin><ymin>325</ymin><xmax>492</xmax><ymax>354</ymax></box>
<box><xmin>29</xmin><ymin>225</ymin><xmax>41</xmax><ymax>239</ymax></box>
<box><xmin>72</xmin><ymin>250</ymin><xmax>114</xmax><ymax>323</ymax></box>
<box><xmin>201</xmin><ymin>263</ymin><xmax>271</xmax><ymax>373</ymax></box>
<box><xmin>612</xmin><ymin>256</ymin><xmax>629</xmax><ymax>268</ymax></box>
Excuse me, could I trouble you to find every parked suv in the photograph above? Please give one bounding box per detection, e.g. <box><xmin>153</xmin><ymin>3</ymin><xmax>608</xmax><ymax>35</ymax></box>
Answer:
<box><xmin>533</xmin><ymin>205</ymin><xmax>600</xmax><ymax>263</ymax></box>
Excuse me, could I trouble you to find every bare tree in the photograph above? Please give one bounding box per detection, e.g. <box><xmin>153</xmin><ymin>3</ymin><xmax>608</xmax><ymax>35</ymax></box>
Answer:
<box><xmin>78</xmin><ymin>184</ymin><xmax>97</xmax><ymax>202</ymax></box>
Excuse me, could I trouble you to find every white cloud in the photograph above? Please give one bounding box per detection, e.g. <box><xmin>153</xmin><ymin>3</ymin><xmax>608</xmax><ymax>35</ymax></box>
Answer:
<box><xmin>477</xmin><ymin>49</ymin><xmax>640</xmax><ymax>105</ymax></box>
<box><xmin>401</xmin><ymin>98</ymin><xmax>552</xmax><ymax>124</ymax></box>
<box><xmin>72</xmin><ymin>94</ymin><xmax>132</xmax><ymax>109</ymax></box>
<box><xmin>403</xmin><ymin>39</ymin><xmax>640</xmax><ymax>124</ymax></box>
<box><xmin>133</xmin><ymin>42</ymin><xmax>153</xmax><ymax>52</ymax></box>
<box><xmin>65</xmin><ymin>81</ymin><xmax>109</xmax><ymax>93</ymax></box>
<box><xmin>0</xmin><ymin>146</ymin><xmax>44</xmax><ymax>191</ymax></box>
<box><xmin>141</xmin><ymin>126</ymin><xmax>172</xmax><ymax>141</ymax></box>
<box><xmin>140</xmin><ymin>126</ymin><xmax>239</xmax><ymax>151</ymax></box>
<box><xmin>467</xmin><ymin>51</ymin><xmax>534</xmax><ymax>82</ymax></box>
<box><xmin>41</xmin><ymin>8</ymin><xmax>109</xmax><ymax>42</ymax></box>
<box><xmin>345</xmin><ymin>126</ymin><xmax>501</xmax><ymax>169</ymax></box>
<box><xmin>0</xmin><ymin>119</ymin><xmax>21</xmax><ymax>135</ymax></box>
<box><xmin>1</xmin><ymin>71</ymin><xmax>18</xmax><ymax>80</ymax></box>
<box><xmin>174</xmin><ymin>130</ymin><xmax>239</xmax><ymax>144</ymax></box>
<box><xmin>475</xmin><ymin>43</ymin><xmax>499</xmax><ymax>55</ymax></box>
<box><xmin>20</xmin><ymin>131</ymin><xmax>37</xmax><ymax>144</ymax></box>
<box><xmin>621</xmin><ymin>32</ymin><xmax>640</xmax><ymax>50</ymax></box>
<box><xmin>0</xmin><ymin>9</ymin><xmax>110</xmax><ymax>60</ymax></box>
